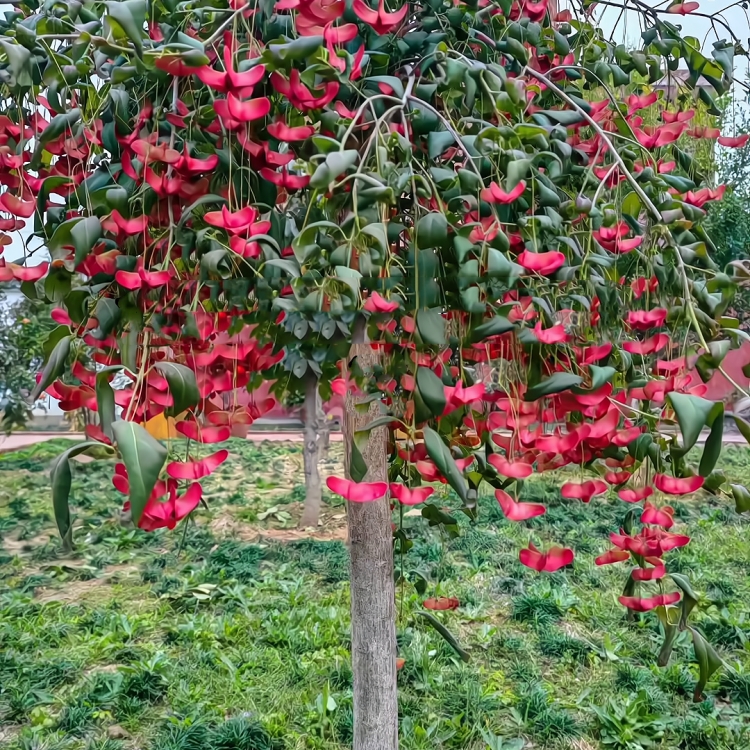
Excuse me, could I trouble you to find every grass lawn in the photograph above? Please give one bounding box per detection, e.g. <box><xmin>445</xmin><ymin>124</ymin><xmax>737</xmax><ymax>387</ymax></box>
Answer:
<box><xmin>1</xmin><ymin>438</ymin><xmax>750</xmax><ymax>750</ymax></box>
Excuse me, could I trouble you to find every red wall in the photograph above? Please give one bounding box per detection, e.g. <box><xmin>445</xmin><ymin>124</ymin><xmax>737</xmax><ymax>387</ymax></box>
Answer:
<box><xmin>699</xmin><ymin>342</ymin><xmax>750</xmax><ymax>406</ymax></box>
<box><xmin>237</xmin><ymin>343</ymin><xmax>750</xmax><ymax>427</ymax></box>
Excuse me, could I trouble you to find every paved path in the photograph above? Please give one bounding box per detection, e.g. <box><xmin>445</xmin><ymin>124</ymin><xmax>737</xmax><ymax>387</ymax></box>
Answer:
<box><xmin>0</xmin><ymin>428</ymin><xmax>745</xmax><ymax>454</ymax></box>
<box><xmin>0</xmin><ymin>430</ymin><xmax>343</xmax><ymax>453</ymax></box>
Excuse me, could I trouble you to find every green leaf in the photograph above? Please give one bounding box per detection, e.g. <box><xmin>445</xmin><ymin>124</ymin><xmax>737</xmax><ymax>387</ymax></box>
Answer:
<box><xmin>421</xmin><ymin>503</ymin><xmax>459</xmax><ymax>527</ymax></box>
<box><xmin>326</xmin><ymin>148</ymin><xmax>359</xmax><ymax>180</ymax></box>
<box><xmin>350</xmin><ymin>439</ymin><xmax>368</xmax><ymax>483</ymax></box>
<box><xmin>416</xmin><ymin>212</ymin><xmax>449</xmax><ymax>248</ymax></box>
<box><xmin>628</xmin><ymin>433</ymin><xmax>653</xmax><ymax>461</ymax></box>
<box><xmin>93</xmin><ymin>297</ymin><xmax>120</xmax><ymax>339</ymax></box>
<box><xmin>657</xmin><ymin>621</ymin><xmax>679</xmax><ymax>668</ymax></box>
<box><xmin>310</xmin><ymin>150</ymin><xmax>358</xmax><ymax>188</ymax></box>
<box><xmin>48</xmin><ymin>216</ymin><xmax>86</xmax><ymax>258</ymax></box>
<box><xmin>667</xmin><ymin>393</ymin><xmax>724</xmax><ymax>475</ymax></box>
<box><xmin>428</xmin><ymin>130</ymin><xmax>456</xmax><ymax>160</ymax></box>
<box><xmin>506</xmin><ymin>158</ymin><xmax>531</xmax><ymax>191</ymax></box>
<box><xmin>95</xmin><ymin>368</ymin><xmax>119</xmax><ymax>442</ymax></box>
<box><xmin>700</xmin><ymin>408</ymin><xmax>724</xmax><ymax>477</ymax></box>
<box><xmin>201</xmin><ymin>248</ymin><xmax>233</xmax><ymax>278</ymax></box>
<box><xmin>411</xmin><ymin>571</ymin><xmax>428</xmax><ymax>595</ymax></box>
<box><xmin>479</xmin><ymin>730</ymin><xmax>524</xmax><ymax>750</ymax></box>
<box><xmin>265</xmin><ymin>258</ymin><xmax>301</xmax><ymax>278</ymax></box>
<box><xmin>416</xmin><ymin>308</ymin><xmax>446</xmax><ymax>346</ymax></box>
<box><xmin>177</xmin><ymin>194</ymin><xmax>226</xmax><ymax>227</ymax></box>
<box><xmin>50</xmin><ymin>441</ymin><xmax>104</xmax><ymax>550</ymax></box>
<box><xmin>667</xmin><ymin>394</ymin><xmax>721</xmax><ymax>450</ymax></box>
<box><xmin>0</xmin><ymin>40</ymin><xmax>32</xmax><ymax>87</ymax></box>
<box><xmin>44</xmin><ymin>267</ymin><xmax>72</xmax><ymax>303</ymax></box>
<box><xmin>416</xmin><ymin>611</ymin><xmax>470</xmax><ymax>662</ymax></box>
<box><xmin>695</xmin><ymin>340</ymin><xmax>730</xmax><ymax>382</ymax></box>
<box><xmin>733</xmin><ymin>415</ymin><xmax>750</xmax><ymax>446</ymax></box>
<box><xmin>423</xmin><ymin>426</ymin><xmax>468</xmax><ymax>503</ymax></box>
<box><xmin>38</xmin><ymin>109</ymin><xmax>81</xmax><ymax>150</ymax></box>
<box><xmin>486</xmin><ymin>249</ymin><xmax>522</xmax><ymax>282</ymax></box>
<box><xmin>472</xmin><ymin>316</ymin><xmax>515</xmax><ymax>341</ymax></box>
<box><xmin>361</xmin><ymin>222</ymin><xmax>389</xmax><ymax>254</ymax></box>
<box><xmin>105</xmin><ymin>0</ymin><xmax>147</xmax><ymax>54</ymax></box>
<box><xmin>31</xmin><ymin>335</ymin><xmax>71</xmax><ymax>401</ymax></box>
<box><xmin>537</xmin><ymin>109</ymin><xmax>583</xmax><ymax>126</ymax></box>
<box><xmin>112</xmin><ymin>422</ymin><xmax>168</xmax><ymax>524</ymax></box>
<box><xmin>365</xmin><ymin>75</ymin><xmax>404</xmax><ymax>98</ymax></box>
<box><xmin>690</xmin><ymin>627</ymin><xmax>723</xmax><ymax>702</ymax></box>
<box><xmin>266</xmin><ymin>35</ymin><xmax>323</xmax><ymax>63</ymax></box>
<box><xmin>416</xmin><ymin>367</ymin><xmax>446</xmax><ymax>417</ymax></box>
<box><xmin>42</xmin><ymin>325</ymin><xmax>71</xmax><ymax>361</ymax></box>
<box><xmin>118</xmin><ymin>327</ymin><xmax>139</xmax><ymax>373</ymax></box>
<box><xmin>622</xmin><ymin>191</ymin><xmax>642</xmax><ymax>218</ymax></box>
<box><xmin>671</xmin><ymin>573</ymin><xmax>699</xmax><ymax>629</ymax></box>
<box><xmin>730</xmin><ymin>483</ymin><xmax>750</xmax><ymax>513</ymax></box>
<box><xmin>154</xmin><ymin>362</ymin><xmax>200</xmax><ymax>417</ymax></box>
<box><xmin>71</xmin><ymin>217</ymin><xmax>103</xmax><ymax>266</ymax></box>
<box><xmin>496</xmin><ymin>0</ymin><xmax>512</xmax><ymax>16</ymax></box>
<box><xmin>574</xmin><ymin>365</ymin><xmax>616</xmax><ymax>394</ymax></box>
<box><xmin>358</xmin><ymin>415</ymin><xmax>398</xmax><ymax>433</ymax></box>
<box><xmin>525</xmin><ymin>372</ymin><xmax>583</xmax><ymax>401</ymax></box>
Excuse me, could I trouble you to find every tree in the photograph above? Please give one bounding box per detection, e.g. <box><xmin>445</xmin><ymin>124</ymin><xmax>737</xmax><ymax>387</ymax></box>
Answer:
<box><xmin>0</xmin><ymin>290</ymin><xmax>55</xmax><ymax>431</ymax></box>
<box><xmin>271</xmin><ymin>314</ymin><xmax>346</xmax><ymax>527</ymax></box>
<box><xmin>1</xmin><ymin>1</ymin><xmax>749</xmax><ymax>747</ymax></box>
<box><xmin>705</xmin><ymin>93</ymin><xmax>750</xmax><ymax>324</ymax></box>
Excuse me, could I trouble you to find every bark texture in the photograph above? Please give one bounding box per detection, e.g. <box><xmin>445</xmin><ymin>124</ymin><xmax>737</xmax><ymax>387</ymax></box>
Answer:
<box><xmin>344</xmin><ymin>340</ymin><xmax>398</xmax><ymax>750</ymax></box>
<box><xmin>300</xmin><ymin>373</ymin><xmax>322</xmax><ymax>528</ymax></box>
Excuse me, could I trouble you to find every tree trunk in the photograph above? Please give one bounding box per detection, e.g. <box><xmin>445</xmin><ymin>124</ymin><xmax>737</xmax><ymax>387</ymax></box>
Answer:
<box><xmin>300</xmin><ymin>373</ymin><xmax>322</xmax><ymax>528</ymax></box>
<box><xmin>344</xmin><ymin>335</ymin><xmax>399</xmax><ymax>750</ymax></box>
<box><xmin>318</xmin><ymin>397</ymin><xmax>330</xmax><ymax>461</ymax></box>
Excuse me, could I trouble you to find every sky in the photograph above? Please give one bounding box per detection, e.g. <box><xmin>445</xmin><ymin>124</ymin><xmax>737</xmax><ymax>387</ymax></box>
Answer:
<box><xmin>594</xmin><ymin>0</ymin><xmax>750</xmax><ymax>78</ymax></box>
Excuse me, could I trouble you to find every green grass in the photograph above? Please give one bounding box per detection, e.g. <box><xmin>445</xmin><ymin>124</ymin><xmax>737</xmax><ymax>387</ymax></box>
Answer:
<box><xmin>1</xmin><ymin>438</ymin><xmax>750</xmax><ymax>749</ymax></box>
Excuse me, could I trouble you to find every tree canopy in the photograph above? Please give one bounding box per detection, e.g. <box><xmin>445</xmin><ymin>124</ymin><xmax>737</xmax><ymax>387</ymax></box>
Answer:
<box><xmin>2</xmin><ymin>0</ymin><xmax>750</xmax><ymax>744</ymax></box>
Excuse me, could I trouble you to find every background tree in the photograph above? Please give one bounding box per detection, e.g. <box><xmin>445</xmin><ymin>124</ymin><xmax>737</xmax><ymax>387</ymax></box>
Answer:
<box><xmin>705</xmin><ymin>94</ymin><xmax>750</xmax><ymax>325</ymax></box>
<box><xmin>0</xmin><ymin>290</ymin><xmax>55</xmax><ymax>431</ymax></box>
<box><xmin>271</xmin><ymin>315</ymin><xmax>345</xmax><ymax>527</ymax></box>
<box><xmin>1</xmin><ymin>1</ymin><xmax>750</xmax><ymax>749</ymax></box>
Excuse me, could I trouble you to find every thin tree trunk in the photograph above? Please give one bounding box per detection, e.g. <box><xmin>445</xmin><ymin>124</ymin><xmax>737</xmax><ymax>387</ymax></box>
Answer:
<box><xmin>318</xmin><ymin>398</ymin><xmax>330</xmax><ymax>461</ymax></box>
<box><xmin>344</xmin><ymin>330</ymin><xmax>398</xmax><ymax>750</ymax></box>
<box><xmin>300</xmin><ymin>373</ymin><xmax>322</xmax><ymax>528</ymax></box>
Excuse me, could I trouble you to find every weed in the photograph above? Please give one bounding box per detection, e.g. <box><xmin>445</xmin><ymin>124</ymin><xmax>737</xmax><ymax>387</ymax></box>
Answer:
<box><xmin>592</xmin><ymin>691</ymin><xmax>667</xmax><ymax>749</ymax></box>
<box><xmin>515</xmin><ymin>686</ymin><xmax>580</xmax><ymax>743</ymax></box>
<box><xmin>210</xmin><ymin>716</ymin><xmax>279</xmax><ymax>750</ymax></box>
<box><xmin>2</xmin><ymin>686</ymin><xmax>53</xmax><ymax>722</ymax></box>
<box><xmin>674</xmin><ymin>713</ymin><xmax>735</xmax><ymax>750</ymax></box>
<box><xmin>56</xmin><ymin>701</ymin><xmax>96</xmax><ymax>736</ymax></box>
<box><xmin>206</xmin><ymin>542</ymin><xmax>265</xmax><ymax>583</ymax></box>
<box><xmin>439</xmin><ymin>667</ymin><xmax>502</xmax><ymax>740</ymax></box>
<box><xmin>2</xmin><ymin>440</ymin><xmax>750</xmax><ymax>750</ymax></box>
<box><xmin>88</xmin><ymin>740</ymin><xmax>126</xmax><ymax>750</ymax></box>
<box><xmin>328</xmin><ymin>661</ymin><xmax>353</xmax><ymax>690</ymax></box>
<box><xmin>267</xmin><ymin>539</ymin><xmax>349</xmax><ymax>584</ymax></box>
<box><xmin>490</xmin><ymin>634</ymin><xmax>527</xmax><ymax>657</ymax></box>
<box><xmin>615</xmin><ymin>664</ymin><xmax>655</xmax><ymax>692</ymax></box>
<box><xmin>537</xmin><ymin>627</ymin><xmax>591</xmax><ymax>662</ymax></box>
<box><xmin>511</xmin><ymin>582</ymin><xmax>575</xmax><ymax>625</ymax></box>
<box><xmin>658</xmin><ymin>664</ymin><xmax>695</xmax><ymax>697</ymax></box>
<box><xmin>507</xmin><ymin>657</ymin><xmax>539</xmax><ymax>685</ymax></box>
<box><xmin>718</xmin><ymin>670</ymin><xmax>750</xmax><ymax>708</ymax></box>
<box><xmin>121</xmin><ymin>664</ymin><xmax>168</xmax><ymax>702</ymax></box>
<box><xmin>150</xmin><ymin>720</ymin><xmax>210</xmax><ymax>750</ymax></box>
